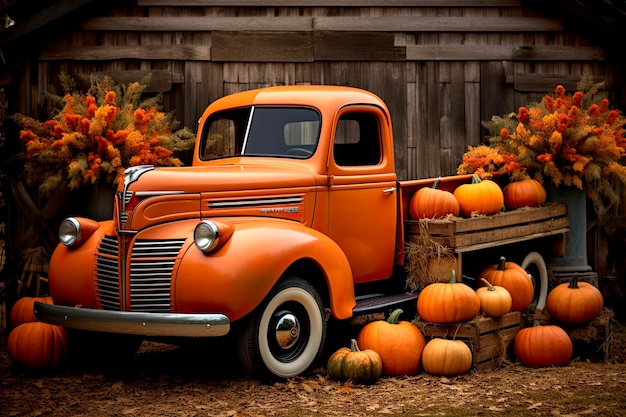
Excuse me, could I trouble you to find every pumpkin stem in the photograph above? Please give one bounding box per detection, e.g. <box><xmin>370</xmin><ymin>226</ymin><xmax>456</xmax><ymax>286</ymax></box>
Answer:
<box><xmin>471</xmin><ymin>174</ymin><xmax>482</xmax><ymax>184</ymax></box>
<box><xmin>497</xmin><ymin>256</ymin><xmax>507</xmax><ymax>271</ymax></box>
<box><xmin>432</xmin><ymin>177</ymin><xmax>441</xmax><ymax>189</ymax></box>
<box><xmin>350</xmin><ymin>338</ymin><xmax>361</xmax><ymax>352</ymax></box>
<box><xmin>387</xmin><ymin>308</ymin><xmax>403</xmax><ymax>324</ymax></box>
<box><xmin>532</xmin><ymin>319</ymin><xmax>540</xmax><ymax>327</ymax></box>
<box><xmin>568</xmin><ymin>273</ymin><xmax>580</xmax><ymax>289</ymax></box>
<box><xmin>480</xmin><ymin>277</ymin><xmax>496</xmax><ymax>291</ymax></box>
<box><xmin>448</xmin><ymin>269</ymin><xmax>458</xmax><ymax>284</ymax></box>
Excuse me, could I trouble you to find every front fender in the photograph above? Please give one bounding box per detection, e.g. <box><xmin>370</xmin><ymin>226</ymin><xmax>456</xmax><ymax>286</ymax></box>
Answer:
<box><xmin>48</xmin><ymin>220</ymin><xmax>116</xmax><ymax>308</ymax></box>
<box><xmin>175</xmin><ymin>218</ymin><xmax>356</xmax><ymax>321</ymax></box>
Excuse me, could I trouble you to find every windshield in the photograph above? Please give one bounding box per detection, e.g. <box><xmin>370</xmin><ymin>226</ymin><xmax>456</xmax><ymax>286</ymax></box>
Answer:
<box><xmin>199</xmin><ymin>106</ymin><xmax>321</xmax><ymax>160</ymax></box>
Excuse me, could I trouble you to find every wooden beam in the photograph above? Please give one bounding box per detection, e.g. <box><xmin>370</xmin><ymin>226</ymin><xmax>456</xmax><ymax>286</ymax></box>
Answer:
<box><xmin>40</xmin><ymin>45</ymin><xmax>211</xmax><ymax>61</ymax></box>
<box><xmin>81</xmin><ymin>16</ymin><xmax>563</xmax><ymax>32</ymax></box>
<box><xmin>137</xmin><ymin>0</ymin><xmax>522</xmax><ymax>6</ymax></box>
<box><xmin>211</xmin><ymin>32</ymin><xmax>313</xmax><ymax>62</ymax></box>
<box><xmin>407</xmin><ymin>45</ymin><xmax>605</xmax><ymax>61</ymax></box>
<box><xmin>83</xmin><ymin>17</ymin><xmax>313</xmax><ymax>32</ymax></box>
<box><xmin>314</xmin><ymin>32</ymin><xmax>405</xmax><ymax>61</ymax></box>
<box><xmin>0</xmin><ymin>0</ymin><xmax>95</xmax><ymax>44</ymax></box>
<box><xmin>313</xmin><ymin>16</ymin><xmax>563</xmax><ymax>32</ymax></box>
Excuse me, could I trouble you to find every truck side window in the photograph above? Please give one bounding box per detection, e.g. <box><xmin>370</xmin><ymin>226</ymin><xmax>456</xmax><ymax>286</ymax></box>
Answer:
<box><xmin>200</xmin><ymin>107</ymin><xmax>250</xmax><ymax>160</ymax></box>
<box><xmin>333</xmin><ymin>113</ymin><xmax>382</xmax><ymax>166</ymax></box>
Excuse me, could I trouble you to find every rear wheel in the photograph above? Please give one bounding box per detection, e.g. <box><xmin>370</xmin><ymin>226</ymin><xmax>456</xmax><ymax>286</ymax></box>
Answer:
<box><xmin>237</xmin><ymin>276</ymin><xmax>327</xmax><ymax>379</ymax></box>
<box><xmin>521</xmin><ymin>251</ymin><xmax>548</xmax><ymax>311</ymax></box>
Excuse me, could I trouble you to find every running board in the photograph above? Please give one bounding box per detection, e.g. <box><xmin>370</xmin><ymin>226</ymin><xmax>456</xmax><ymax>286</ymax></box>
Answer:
<box><xmin>352</xmin><ymin>292</ymin><xmax>419</xmax><ymax>315</ymax></box>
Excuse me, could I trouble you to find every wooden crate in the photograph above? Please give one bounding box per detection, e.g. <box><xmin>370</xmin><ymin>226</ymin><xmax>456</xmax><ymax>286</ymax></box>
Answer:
<box><xmin>406</xmin><ymin>203</ymin><xmax>569</xmax><ymax>252</ymax></box>
<box><xmin>415</xmin><ymin>311</ymin><xmax>522</xmax><ymax>371</ymax></box>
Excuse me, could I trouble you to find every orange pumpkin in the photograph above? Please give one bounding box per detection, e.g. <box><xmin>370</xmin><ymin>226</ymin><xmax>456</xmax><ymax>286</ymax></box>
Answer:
<box><xmin>514</xmin><ymin>321</ymin><xmax>572</xmax><ymax>367</ymax></box>
<box><xmin>546</xmin><ymin>274</ymin><xmax>603</xmax><ymax>323</ymax></box>
<box><xmin>10</xmin><ymin>296</ymin><xmax>54</xmax><ymax>328</ymax></box>
<box><xmin>356</xmin><ymin>309</ymin><xmax>426</xmax><ymax>376</ymax></box>
<box><xmin>453</xmin><ymin>174</ymin><xmax>504</xmax><ymax>217</ymax></box>
<box><xmin>327</xmin><ymin>339</ymin><xmax>383</xmax><ymax>384</ymax></box>
<box><xmin>503</xmin><ymin>179</ymin><xmax>546</xmax><ymax>210</ymax></box>
<box><xmin>478</xmin><ymin>256</ymin><xmax>533</xmax><ymax>311</ymax></box>
<box><xmin>7</xmin><ymin>322</ymin><xmax>69</xmax><ymax>370</ymax></box>
<box><xmin>417</xmin><ymin>269</ymin><xmax>481</xmax><ymax>323</ymax></box>
<box><xmin>421</xmin><ymin>338</ymin><xmax>473</xmax><ymax>376</ymax></box>
<box><xmin>476</xmin><ymin>278</ymin><xmax>512</xmax><ymax>317</ymax></box>
<box><xmin>410</xmin><ymin>178</ymin><xmax>460</xmax><ymax>219</ymax></box>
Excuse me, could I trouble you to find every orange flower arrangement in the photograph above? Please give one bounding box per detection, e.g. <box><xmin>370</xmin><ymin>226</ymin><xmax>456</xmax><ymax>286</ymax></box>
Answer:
<box><xmin>15</xmin><ymin>74</ymin><xmax>195</xmax><ymax>196</ymax></box>
<box><xmin>458</xmin><ymin>76</ymin><xmax>626</xmax><ymax>213</ymax></box>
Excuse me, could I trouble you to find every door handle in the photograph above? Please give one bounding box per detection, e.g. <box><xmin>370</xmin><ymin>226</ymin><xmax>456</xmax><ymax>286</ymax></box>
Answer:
<box><xmin>383</xmin><ymin>187</ymin><xmax>397</xmax><ymax>194</ymax></box>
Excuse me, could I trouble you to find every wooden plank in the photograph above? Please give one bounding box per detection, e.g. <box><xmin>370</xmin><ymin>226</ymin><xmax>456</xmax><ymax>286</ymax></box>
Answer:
<box><xmin>81</xmin><ymin>16</ymin><xmax>562</xmax><ymax>33</ymax></box>
<box><xmin>408</xmin><ymin>45</ymin><xmax>605</xmax><ymax>61</ymax></box>
<box><xmin>420</xmin><ymin>203</ymin><xmax>568</xmax><ymax>235</ymax></box>
<box><xmin>82</xmin><ymin>17</ymin><xmax>313</xmax><ymax>32</ymax></box>
<box><xmin>406</xmin><ymin>203</ymin><xmax>570</xmax><ymax>251</ymax></box>
<box><xmin>211</xmin><ymin>32</ymin><xmax>313</xmax><ymax>62</ymax></box>
<box><xmin>40</xmin><ymin>45</ymin><xmax>211</xmax><ymax>61</ymax></box>
<box><xmin>313</xmin><ymin>16</ymin><xmax>563</xmax><ymax>32</ymax></box>
<box><xmin>314</xmin><ymin>32</ymin><xmax>405</xmax><ymax>61</ymax></box>
<box><xmin>138</xmin><ymin>0</ymin><xmax>522</xmax><ymax>6</ymax></box>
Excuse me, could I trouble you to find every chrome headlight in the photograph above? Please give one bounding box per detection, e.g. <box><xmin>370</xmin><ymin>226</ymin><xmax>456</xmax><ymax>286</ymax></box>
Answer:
<box><xmin>58</xmin><ymin>217</ymin><xmax>81</xmax><ymax>247</ymax></box>
<box><xmin>194</xmin><ymin>220</ymin><xmax>220</xmax><ymax>252</ymax></box>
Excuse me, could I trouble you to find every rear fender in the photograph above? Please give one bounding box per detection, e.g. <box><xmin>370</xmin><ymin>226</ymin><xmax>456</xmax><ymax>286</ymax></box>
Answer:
<box><xmin>175</xmin><ymin>218</ymin><xmax>356</xmax><ymax>321</ymax></box>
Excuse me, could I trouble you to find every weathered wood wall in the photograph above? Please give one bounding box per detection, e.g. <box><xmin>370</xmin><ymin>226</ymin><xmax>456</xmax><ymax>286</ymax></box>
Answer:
<box><xmin>2</xmin><ymin>0</ymin><xmax>625</xmax><ymax>307</ymax></box>
<box><xmin>14</xmin><ymin>0</ymin><xmax>613</xmax><ymax>182</ymax></box>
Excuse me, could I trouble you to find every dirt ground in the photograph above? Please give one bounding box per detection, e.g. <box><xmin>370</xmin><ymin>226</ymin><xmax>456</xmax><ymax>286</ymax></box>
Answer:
<box><xmin>1</xmin><ymin>315</ymin><xmax>625</xmax><ymax>417</ymax></box>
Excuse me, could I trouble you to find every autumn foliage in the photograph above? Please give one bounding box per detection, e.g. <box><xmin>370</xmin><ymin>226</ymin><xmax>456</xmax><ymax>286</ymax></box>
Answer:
<box><xmin>15</xmin><ymin>73</ymin><xmax>195</xmax><ymax>196</ymax></box>
<box><xmin>458</xmin><ymin>72</ymin><xmax>626</xmax><ymax>215</ymax></box>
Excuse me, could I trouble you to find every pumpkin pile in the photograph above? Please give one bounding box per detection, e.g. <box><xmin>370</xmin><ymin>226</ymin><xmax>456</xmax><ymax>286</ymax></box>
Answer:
<box><xmin>415</xmin><ymin>269</ymin><xmax>479</xmax><ymax>376</ymax></box>
<box><xmin>478</xmin><ymin>256</ymin><xmax>534</xmax><ymax>311</ymax></box>
<box><xmin>409</xmin><ymin>175</ymin><xmax>547</xmax><ymax>220</ymax></box>
<box><xmin>7</xmin><ymin>296</ymin><xmax>70</xmax><ymax>371</ymax></box>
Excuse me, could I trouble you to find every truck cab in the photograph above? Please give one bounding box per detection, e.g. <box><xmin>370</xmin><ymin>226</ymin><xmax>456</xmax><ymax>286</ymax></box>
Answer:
<box><xmin>36</xmin><ymin>86</ymin><xmax>415</xmax><ymax>379</ymax></box>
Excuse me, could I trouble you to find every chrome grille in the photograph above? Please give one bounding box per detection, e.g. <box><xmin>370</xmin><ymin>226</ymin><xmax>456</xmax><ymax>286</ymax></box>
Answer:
<box><xmin>95</xmin><ymin>235</ymin><xmax>185</xmax><ymax>313</ymax></box>
<box><xmin>129</xmin><ymin>239</ymin><xmax>185</xmax><ymax>312</ymax></box>
<box><xmin>96</xmin><ymin>235</ymin><xmax>121</xmax><ymax>310</ymax></box>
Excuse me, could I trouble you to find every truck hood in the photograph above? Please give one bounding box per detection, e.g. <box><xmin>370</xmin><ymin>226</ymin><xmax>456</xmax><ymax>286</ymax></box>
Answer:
<box><xmin>126</xmin><ymin>160</ymin><xmax>320</xmax><ymax>194</ymax></box>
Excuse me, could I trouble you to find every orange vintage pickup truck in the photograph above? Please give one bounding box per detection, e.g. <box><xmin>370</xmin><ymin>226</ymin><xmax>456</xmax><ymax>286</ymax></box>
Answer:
<box><xmin>34</xmin><ymin>85</ymin><xmax>553</xmax><ymax>378</ymax></box>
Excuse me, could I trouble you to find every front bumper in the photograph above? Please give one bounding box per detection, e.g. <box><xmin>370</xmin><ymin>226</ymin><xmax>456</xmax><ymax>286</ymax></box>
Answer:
<box><xmin>34</xmin><ymin>302</ymin><xmax>230</xmax><ymax>337</ymax></box>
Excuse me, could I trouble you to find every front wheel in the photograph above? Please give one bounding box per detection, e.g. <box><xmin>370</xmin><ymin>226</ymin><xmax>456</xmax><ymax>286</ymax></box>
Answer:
<box><xmin>237</xmin><ymin>276</ymin><xmax>327</xmax><ymax>379</ymax></box>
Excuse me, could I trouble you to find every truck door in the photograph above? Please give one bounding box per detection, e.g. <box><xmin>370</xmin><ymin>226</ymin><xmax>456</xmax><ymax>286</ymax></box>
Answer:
<box><xmin>327</xmin><ymin>107</ymin><xmax>397</xmax><ymax>284</ymax></box>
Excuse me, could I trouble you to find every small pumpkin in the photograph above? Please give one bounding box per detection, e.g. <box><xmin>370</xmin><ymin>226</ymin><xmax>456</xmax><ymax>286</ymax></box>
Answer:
<box><xmin>417</xmin><ymin>269</ymin><xmax>481</xmax><ymax>323</ymax></box>
<box><xmin>546</xmin><ymin>274</ymin><xmax>603</xmax><ymax>323</ymax></box>
<box><xmin>7</xmin><ymin>322</ymin><xmax>69</xmax><ymax>370</ymax></box>
<box><xmin>476</xmin><ymin>278</ymin><xmax>512</xmax><ymax>317</ymax></box>
<box><xmin>327</xmin><ymin>338</ymin><xmax>383</xmax><ymax>384</ymax></box>
<box><xmin>478</xmin><ymin>256</ymin><xmax>533</xmax><ymax>311</ymax></box>
<box><xmin>514</xmin><ymin>320</ymin><xmax>572</xmax><ymax>367</ymax></box>
<box><xmin>356</xmin><ymin>309</ymin><xmax>426</xmax><ymax>376</ymax></box>
<box><xmin>453</xmin><ymin>174</ymin><xmax>504</xmax><ymax>217</ymax></box>
<box><xmin>503</xmin><ymin>179</ymin><xmax>547</xmax><ymax>210</ymax></box>
<box><xmin>410</xmin><ymin>178</ymin><xmax>460</xmax><ymax>219</ymax></box>
<box><xmin>421</xmin><ymin>338</ymin><xmax>473</xmax><ymax>376</ymax></box>
<box><xmin>10</xmin><ymin>296</ymin><xmax>54</xmax><ymax>328</ymax></box>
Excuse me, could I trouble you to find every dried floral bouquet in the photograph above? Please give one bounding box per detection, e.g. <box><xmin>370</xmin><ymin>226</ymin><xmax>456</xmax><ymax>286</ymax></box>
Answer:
<box><xmin>457</xmin><ymin>71</ymin><xmax>626</xmax><ymax>215</ymax></box>
<box><xmin>14</xmin><ymin>73</ymin><xmax>195</xmax><ymax>197</ymax></box>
